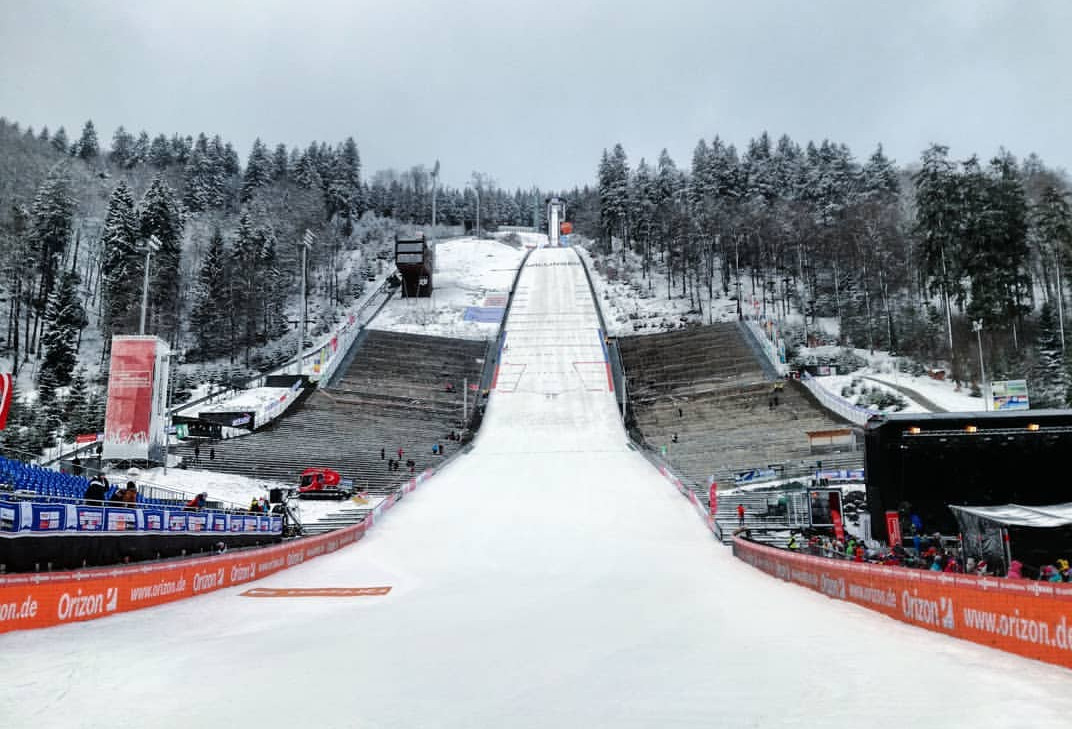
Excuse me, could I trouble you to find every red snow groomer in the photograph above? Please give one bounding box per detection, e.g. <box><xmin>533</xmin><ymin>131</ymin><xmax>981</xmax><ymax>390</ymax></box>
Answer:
<box><xmin>297</xmin><ymin>467</ymin><xmax>351</xmax><ymax>499</ymax></box>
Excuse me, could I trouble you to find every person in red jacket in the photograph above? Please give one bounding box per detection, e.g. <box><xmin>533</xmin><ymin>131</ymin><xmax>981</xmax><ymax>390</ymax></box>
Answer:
<box><xmin>184</xmin><ymin>492</ymin><xmax>207</xmax><ymax>511</ymax></box>
<box><xmin>736</xmin><ymin>504</ymin><xmax>745</xmax><ymax>527</ymax></box>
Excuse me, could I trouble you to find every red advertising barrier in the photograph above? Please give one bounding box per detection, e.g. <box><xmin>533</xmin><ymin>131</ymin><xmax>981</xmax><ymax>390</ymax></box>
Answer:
<box><xmin>733</xmin><ymin>538</ymin><xmax>1072</xmax><ymax>671</ymax></box>
<box><xmin>0</xmin><ymin>468</ymin><xmax>436</xmax><ymax>635</ymax></box>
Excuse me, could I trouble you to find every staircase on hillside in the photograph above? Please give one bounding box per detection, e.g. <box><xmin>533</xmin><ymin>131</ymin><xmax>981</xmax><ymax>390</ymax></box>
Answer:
<box><xmin>620</xmin><ymin>323</ymin><xmax>862</xmax><ymax>504</ymax></box>
<box><xmin>173</xmin><ymin>330</ymin><xmax>487</xmax><ymax>492</ymax></box>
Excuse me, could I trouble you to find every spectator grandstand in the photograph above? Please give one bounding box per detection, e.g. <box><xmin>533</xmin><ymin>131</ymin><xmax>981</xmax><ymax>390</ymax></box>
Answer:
<box><xmin>173</xmin><ymin>330</ymin><xmax>488</xmax><ymax>491</ymax></box>
<box><xmin>620</xmin><ymin>322</ymin><xmax>861</xmax><ymax>502</ymax></box>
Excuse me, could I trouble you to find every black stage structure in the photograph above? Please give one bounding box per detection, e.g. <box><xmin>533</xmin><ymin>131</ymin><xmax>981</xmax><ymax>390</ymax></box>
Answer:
<box><xmin>865</xmin><ymin>410</ymin><xmax>1072</xmax><ymax>543</ymax></box>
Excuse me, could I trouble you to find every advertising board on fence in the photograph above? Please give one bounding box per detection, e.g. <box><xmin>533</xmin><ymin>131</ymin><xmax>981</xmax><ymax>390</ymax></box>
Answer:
<box><xmin>0</xmin><ymin>467</ymin><xmax>438</xmax><ymax>635</ymax></box>
<box><xmin>991</xmin><ymin>379</ymin><xmax>1030</xmax><ymax>411</ymax></box>
<box><xmin>0</xmin><ymin>522</ymin><xmax>366</xmax><ymax>634</ymax></box>
<box><xmin>733</xmin><ymin>537</ymin><xmax>1072</xmax><ymax>671</ymax></box>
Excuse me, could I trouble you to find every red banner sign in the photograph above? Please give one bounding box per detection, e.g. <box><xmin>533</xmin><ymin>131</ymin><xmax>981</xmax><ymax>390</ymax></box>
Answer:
<box><xmin>886</xmin><ymin>510</ymin><xmax>902</xmax><ymax>547</ymax></box>
<box><xmin>104</xmin><ymin>337</ymin><xmax>159</xmax><ymax>460</ymax></box>
<box><xmin>0</xmin><ymin>372</ymin><xmax>12</xmax><ymax>431</ymax></box>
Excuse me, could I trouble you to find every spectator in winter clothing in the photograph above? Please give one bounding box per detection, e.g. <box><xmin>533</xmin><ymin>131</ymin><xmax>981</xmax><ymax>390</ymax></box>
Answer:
<box><xmin>1008</xmin><ymin>560</ymin><xmax>1024</xmax><ymax>579</ymax></box>
<box><xmin>736</xmin><ymin>504</ymin><xmax>745</xmax><ymax>527</ymax></box>
<box><xmin>1042</xmin><ymin>565</ymin><xmax>1062</xmax><ymax>582</ymax></box>
<box><xmin>381</xmin><ymin>448</ymin><xmax>385</xmax><ymax>460</ymax></box>
<box><xmin>397</xmin><ymin>447</ymin><xmax>404</xmax><ymax>461</ymax></box>
<box><xmin>209</xmin><ymin>447</ymin><xmax>216</xmax><ymax>462</ymax></box>
<box><xmin>120</xmin><ymin>482</ymin><xmax>138</xmax><ymax>505</ymax></box>
<box><xmin>194</xmin><ymin>443</ymin><xmax>201</xmax><ymax>463</ymax></box>
<box><xmin>249</xmin><ymin>498</ymin><xmax>261</xmax><ymax>514</ymax></box>
<box><xmin>929</xmin><ymin>556</ymin><xmax>943</xmax><ymax>571</ymax></box>
<box><xmin>185</xmin><ymin>492</ymin><xmax>207</xmax><ymax>511</ymax></box>
<box><xmin>84</xmin><ymin>477</ymin><xmax>107</xmax><ymax>505</ymax></box>
<box><xmin>432</xmin><ymin>444</ymin><xmax>439</xmax><ymax>455</ymax></box>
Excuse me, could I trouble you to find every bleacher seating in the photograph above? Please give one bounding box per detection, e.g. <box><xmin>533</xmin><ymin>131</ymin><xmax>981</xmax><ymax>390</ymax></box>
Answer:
<box><xmin>0</xmin><ymin>455</ymin><xmax>182</xmax><ymax>508</ymax></box>
<box><xmin>173</xmin><ymin>330</ymin><xmax>488</xmax><ymax>491</ymax></box>
<box><xmin>0</xmin><ymin>455</ymin><xmax>90</xmax><ymax>501</ymax></box>
<box><xmin>620</xmin><ymin>322</ymin><xmax>862</xmax><ymax>503</ymax></box>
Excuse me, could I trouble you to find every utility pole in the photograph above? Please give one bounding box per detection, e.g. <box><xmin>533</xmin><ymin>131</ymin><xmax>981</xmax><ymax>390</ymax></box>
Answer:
<box><xmin>139</xmin><ymin>235</ymin><xmax>162</xmax><ymax>335</ymax></box>
<box><xmin>431</xmin><ymin>159</ymin><xmax>440</xmax><ymax>233</ymax></box>
<box><xmin>973</xmin><ymin>319</ymin><xmax>987</xmax><ymax>411</ymax></box>
<box><xmin>296</xmin><ymin>230</ymin><xmax>315</xmax><ymax>375</ymax></box>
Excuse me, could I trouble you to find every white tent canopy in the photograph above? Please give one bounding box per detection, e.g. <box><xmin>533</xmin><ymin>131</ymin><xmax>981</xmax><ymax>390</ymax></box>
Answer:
<box><xmin>949</xmin><ymin>503</ymin><xmax>1072</xmax><ymax>529</ymax></box>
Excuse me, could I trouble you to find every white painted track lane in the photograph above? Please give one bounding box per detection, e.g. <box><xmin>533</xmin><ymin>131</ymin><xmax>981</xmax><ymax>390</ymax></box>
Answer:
<box><xmin>3</xmin><ymin>247</ymin><xmax>1072</xmax><ymax>728</ymax></box>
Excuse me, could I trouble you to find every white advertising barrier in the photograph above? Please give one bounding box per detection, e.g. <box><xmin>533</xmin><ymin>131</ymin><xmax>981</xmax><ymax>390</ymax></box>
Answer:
<box><xmin>799</xmin><ymin>373</ymin><xmax>874</xmax><ymax>426</ymax></box>
<box><xmin>743</xmin><ymin>319</ymin><xmax>788</xmax><ymax>376</ymax></box>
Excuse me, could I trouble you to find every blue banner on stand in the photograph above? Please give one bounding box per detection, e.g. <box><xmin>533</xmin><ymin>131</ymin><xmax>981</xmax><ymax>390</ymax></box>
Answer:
<box><xmin>188</xmin><ymin>513</ymin><xmax>208</xmax><ymax>532</ymax></box>
<box><xmin>104</xmin><ymin>508</ymin><xmax>136</xmax><ymax>531</ymax></box>
<box><xmin>168</xmin><ymin>513</ymin><xmax>188</xmax><ymax>532</ymax></box>
<box><xmin>32</xmin><ymin>504</ymin><xmax>67</xmax><ymax>531</ymax></box>
<box><xmin>142</xmin><ymin>509</ymin><xmax>164</xmax><ymax>531</ymax></box>
<box><xmin>1</xmin><ymin>500</ymin><xmax>19</xmax><ymax>532</ymax></box>
<box><xmin>211</xmin><ymin>514</ymin><xmax>228</xmax><ymax>532</ymax></box>
<box><xmin>76</xmin><ymin>506</ymin><xmax>104</xmax><ymax>531</ymax></box>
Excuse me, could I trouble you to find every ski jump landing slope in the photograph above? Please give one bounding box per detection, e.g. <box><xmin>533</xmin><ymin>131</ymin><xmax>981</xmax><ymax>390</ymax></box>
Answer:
<box><xmin>4</xmin><ymin>248</ymin><xmax>1072</xmax><ymax>728</ymax></box>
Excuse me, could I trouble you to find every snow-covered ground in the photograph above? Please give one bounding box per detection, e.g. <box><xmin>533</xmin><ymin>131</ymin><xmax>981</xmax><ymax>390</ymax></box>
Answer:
<box><xmin>6</xmin><ymin>248</ymin><xmax>1072</xmax><ymax>728</ymax></box>
<box><xmin>371</xmin><ymin>236</ymin><xmax>527</xmax><ymax>340</ymax></box>
<box><xmin>797</xmin><ymin>344</ymin><xmax>986</xmax><ymax>413</ymax></box>
<box><xmin>810</xmin><ymin>374</ymin><xmax>929</xmax><ymax>414</ymax></box>
<box><xmin>576</xmin><ymin>242</ymin><xmax>739</xmax><ymax>336</ymax></box>
<box><xmin>106</xmin><ymin>463</ymin><xmax>382</xmax><ymax>525</ymax></box>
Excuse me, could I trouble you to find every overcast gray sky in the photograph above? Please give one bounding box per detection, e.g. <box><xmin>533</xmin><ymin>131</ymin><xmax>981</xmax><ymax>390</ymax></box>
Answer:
<box><xmin>1</xmin><ymin>0</ymin><xmax>1069</xmax><ymax>190</ymax></box>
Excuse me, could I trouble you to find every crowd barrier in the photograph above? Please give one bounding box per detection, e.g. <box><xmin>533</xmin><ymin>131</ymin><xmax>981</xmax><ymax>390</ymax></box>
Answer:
<box><xmin>639</xmin><ymin>443</ymin><xmax>1072</xmax><ymax>671</ymax></box>
<box><xmin>0</xmin><ymin>500</ymin><xmax>281</xmax><ymax>536</ymax></box>
<box><xmin>733</xmin><ymin>537</ymin><xmax>1072</xmax><ymax>671</ymax></box>
<box><xmin>0</xmin><ymin>468</ymin><xmax>435</xmax><ymax>634</ymax></box>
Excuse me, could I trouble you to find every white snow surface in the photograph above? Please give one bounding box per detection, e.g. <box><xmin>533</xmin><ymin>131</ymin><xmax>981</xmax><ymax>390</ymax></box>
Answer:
<box><xmin>799</xmin><ymin>345</ymin><xmax>988</xmax><ymax>413</ymax></box>
<box><xmin>370</xmin><ymin>236</ymin><xmax>527</xmax><ymax>340</ymax></box>
<box><xmin>4</xmin><ymin>247</ymin><xmax>1072</xmax><ymax>728</ymax></box>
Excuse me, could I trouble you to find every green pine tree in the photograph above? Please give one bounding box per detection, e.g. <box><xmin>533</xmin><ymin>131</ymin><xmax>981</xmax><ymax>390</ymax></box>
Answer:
<box><xmin>77</xmin><ymin>120</ymin><xmax>99</xmax><ymax>160</ymax></box>
<box><xmin>38</xmin><ymin>270</ymin><xmax>86</xmax><ymax>399</ymax></box>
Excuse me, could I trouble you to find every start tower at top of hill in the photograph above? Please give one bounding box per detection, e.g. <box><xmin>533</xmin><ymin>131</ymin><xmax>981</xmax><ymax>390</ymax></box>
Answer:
<box><xmin>394</xmin><ymin>232</ymin><xmax>433</xmax><ymax>297</ymax></box>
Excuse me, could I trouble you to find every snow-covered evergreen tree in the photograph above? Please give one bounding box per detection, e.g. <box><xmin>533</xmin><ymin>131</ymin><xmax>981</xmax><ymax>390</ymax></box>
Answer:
<box><xmin>190</xmin><ymin>228</ymin><xmax>230</xmax><ymax>357</ymax></box>
<box><xmin>1030</xmin><ymin>302</ymin><xmax>1069</xmax><ymax>407</ymax></box>
<box><xmin>38</xmin><ymin>270</ymin><xmax>86</xmax><ymax>401</ymax></box>
<box><xmin>29</xmin><ymin>166</ymin><xmax>76</xmax><ymax>335</ymax></box>
<box><xmin>148</xmin><ymin>133</ymin><xmax>173</xmax><ymax>168</ymax></box>
<box><xmin>272</xmin><ymin>143</ymin><xmax>289</xmax><ymax>181</ymax></box>
<box><xmin>139</xmin><ymin>177</ymin><xmax>186</xmax><ymax>342</ymax></box>
<box><xmin>50</xmin><ymin>126</ymin><xmax>68</xmax><ymax>154</ymax></box>
<box><xmin>110</xmin><ymin>125</ymin><xmax>135</xmax><ymax>167</ymax></box>
<box><xmin>240</xmin><ymin>138</ymin><xmax>273</xmax><ymax>202</ymax></box>
<box><xmin>76</xmin><ymin>119</ymin><xmax>99</xmax><ymax>160</ymax></box>
<box><xmin>100</xmin><ymin>180</ymin><xmax>141</xmax><ymax>339</ymax></box>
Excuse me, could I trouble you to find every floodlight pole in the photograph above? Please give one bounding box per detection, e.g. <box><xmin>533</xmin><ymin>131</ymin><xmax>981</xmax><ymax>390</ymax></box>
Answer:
<box><xmin>139</xmin><ymin>235</ymin><xmax>162</xmax><ymax>335</ymax></box>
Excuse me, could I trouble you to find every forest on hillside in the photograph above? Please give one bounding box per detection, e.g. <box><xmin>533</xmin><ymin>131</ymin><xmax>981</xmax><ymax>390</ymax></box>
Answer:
<box><xmin>0</xmin><ymin>116</ymin><xmax>548</xmax><ymax>457</ymax></box>
<box><xmin>566</xmin><ymin>134</ymin><xmax>1072</xmax><ymax>408</ymax></box>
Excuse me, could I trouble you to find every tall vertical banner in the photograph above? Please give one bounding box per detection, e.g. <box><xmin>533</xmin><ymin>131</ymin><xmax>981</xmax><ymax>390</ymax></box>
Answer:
<box><xmin>103</xmin><ymin>336</ymin><xmax>169</xmax><ymax>462</ymax></box>
<box><xmin>885</xmin><ymin>510</ymin><xmax>902</xmax><ymax>547</ymax></box>
<box><xmin>0</xmin><ymin>372</ymin><xmax>13</xmax><ymax>430</ymax></box>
